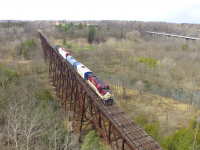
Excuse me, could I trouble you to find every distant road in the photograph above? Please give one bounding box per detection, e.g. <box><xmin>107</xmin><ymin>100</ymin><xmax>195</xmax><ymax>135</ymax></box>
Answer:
<box><xmin>146</xmin><ymin>31</ymin><xmax>200</xmax><ymax>41</ymax></box>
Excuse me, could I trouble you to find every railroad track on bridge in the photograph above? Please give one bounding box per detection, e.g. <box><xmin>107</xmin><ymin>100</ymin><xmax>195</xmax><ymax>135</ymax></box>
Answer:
<box><xmin>39</xmin><ymin>31</ymin><xmax>163</xmax><ymax>150</ymax></box>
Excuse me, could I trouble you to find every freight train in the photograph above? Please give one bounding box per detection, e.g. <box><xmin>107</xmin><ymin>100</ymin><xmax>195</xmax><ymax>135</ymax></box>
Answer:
<box><xmin>55</xmin><ymin>45</ymin><xmax>114</xmax><ymax>105</ymax></box>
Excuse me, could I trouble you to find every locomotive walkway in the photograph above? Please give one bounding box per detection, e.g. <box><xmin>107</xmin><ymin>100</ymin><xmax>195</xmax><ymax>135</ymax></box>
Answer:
<box><xmin>39</xmin><ymin>31</ymin><xmax>163</xmax><ymax>150</ymax></box>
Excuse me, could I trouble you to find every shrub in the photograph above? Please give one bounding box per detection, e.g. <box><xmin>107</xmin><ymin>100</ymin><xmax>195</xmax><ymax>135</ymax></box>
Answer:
<box><xmin>81</xmin><ymin>130</ymin><xmax>102</xmax><ymax>150</ymax></box>
<box><xmin>14</xmin><ymin>41</ymin><xmax>24</xmax><ymax>55</ymax></box>
<box><xmin>62</xmin><ymin>38</ymin><xmax>66</xmax><ymax>45</ymax></box>
<box><xmin>24</xmin><ymin>39</ymin><xmax>37</xmax><ymax>49</ymax></box>
<box><xmin>67</xmin><ymin>43</ymin><xmax>72</xmax><ymax>48</ymax></box>
<box><xmin>126</xmin><ymin>30</ymin><xmax>141</xmax><ymax>40</ymax></box>
<box><xmin>138</xmin><ymin>57</ymin><xmax>157</xmax><ymax>67</ymax></box>
<box><xmin>161</xmin><ymin>118</ymin><xmax>200</xmax><ymax>150</ymax></box>
<box><xmin>182</xmin><ymin>44</ymin><xmax>188</xmax><ymax>51</ymax></box>
<box><xmin>144</xmin><ymin>122</ymin><xmax>163</xmax><ymax>143</ymax></box>
<box><xmin>135</xmin><ymin>114</ymin><xmax>148</xmax><ymax>127</ymax></box>
<box><xmin>162</xmin><ymin>128</ymin><xmax>194</xmax><ymax>150</ymax></box>
<box><xmin>0</xmin><ymin>63</ymin><xmax>19</xmax><ymax>87</ymax></box>
<box><xmin>14</xmin><ymin>39</ymin><xmax>37</xmax><ymax>58</ymax></box>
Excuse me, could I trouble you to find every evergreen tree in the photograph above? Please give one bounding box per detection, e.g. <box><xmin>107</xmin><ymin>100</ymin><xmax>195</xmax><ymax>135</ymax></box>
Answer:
<box><xmin>177</xmin><ymin>130</ymin><xmax>193</xmax><ymax>150</ymax></box>
<box><xmin>81</xmin><ymin>130</ymin><xmax>102</xmax><ymax>150</ymax></box>
<box><xmin>107</xmin><ymin>25</ymin><xmax>110</xmax><ymax>31</ymax></box>
<box><xmin>139</xmin><ymin>24</ymin><xmax>141</xmax><ymax>31</ymax></box>
<box><xmin>69</xmin><ymin>22</ymin><xmax>74</xmax><ymax>27</ymax></box>
<box><xmin>78</xmin><ymin>23</ymin><xmax>83</xmax><ymax>30</ymax></box>
<box><xmin>88</xmin><ymin>25</ymin><xmax>95</xmax><ymax>43</ymax></box>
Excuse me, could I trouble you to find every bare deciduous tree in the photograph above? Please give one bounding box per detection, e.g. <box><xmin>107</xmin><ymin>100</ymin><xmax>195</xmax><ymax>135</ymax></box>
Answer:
<box><xmin>135</xmin><ymin>80</ymin><xmax>144</xmax><ymax>104</ymax></box>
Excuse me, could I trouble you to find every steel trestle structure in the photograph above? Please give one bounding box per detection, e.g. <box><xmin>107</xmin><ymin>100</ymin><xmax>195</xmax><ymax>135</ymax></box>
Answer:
<box><xmin>39</xmin><ymin>31</ymin><xmax>163</xmax><ymax>150</ymax></box>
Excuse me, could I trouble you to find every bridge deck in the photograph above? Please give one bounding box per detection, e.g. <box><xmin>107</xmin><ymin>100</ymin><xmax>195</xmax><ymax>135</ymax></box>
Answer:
<box><xmin>146</xmin><ymin>31</ymin><xmax>200</xmax><ymax>40</ymax></box>
<box><xmin>76</xmin><ymin>70</ymin><xmax>163</xmax><ymax>149</ymax></box>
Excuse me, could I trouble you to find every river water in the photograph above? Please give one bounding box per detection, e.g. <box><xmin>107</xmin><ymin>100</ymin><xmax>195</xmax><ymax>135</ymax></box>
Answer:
<box><xmin>99</xmin><ymin>72</ymin><xmax>200</xmax><ymax>106</ymax></box>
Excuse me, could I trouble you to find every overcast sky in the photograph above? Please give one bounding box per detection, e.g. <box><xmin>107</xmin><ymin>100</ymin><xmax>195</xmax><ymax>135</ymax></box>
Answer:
<box><xmin>1</xmin><ymin>0</ymin><xmax>200</xmax><ymax>23</ymax></box>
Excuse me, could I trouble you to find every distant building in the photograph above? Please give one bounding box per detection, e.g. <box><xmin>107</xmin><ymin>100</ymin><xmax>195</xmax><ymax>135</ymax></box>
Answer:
<box><xmin>86</xmin><ymin>24</ymin><xmax>98</xmax><ymax>27</ymax></box>
<box><xmin>53</xmin><ymin>21</ymin><xmax>59</xmax><ymax>25</ymax></box>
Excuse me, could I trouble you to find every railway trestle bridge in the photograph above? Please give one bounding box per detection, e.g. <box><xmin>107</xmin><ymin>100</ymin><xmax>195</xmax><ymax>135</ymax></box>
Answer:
<box><xmin>39</xmin><ymin>31</ymin><xmax>163</xmax><ymax>150</ymax></box>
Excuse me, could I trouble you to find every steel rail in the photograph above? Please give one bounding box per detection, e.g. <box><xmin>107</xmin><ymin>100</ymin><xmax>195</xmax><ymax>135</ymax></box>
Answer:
<box><xmin>108</xmin><ymin>105</ymin><xmax>148</xmax><ymax>149</ymax></box>
<box><xmin>111</xmin><ymin>105</ymin><xmax>157</xmax><ymax>150</ymax></box>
